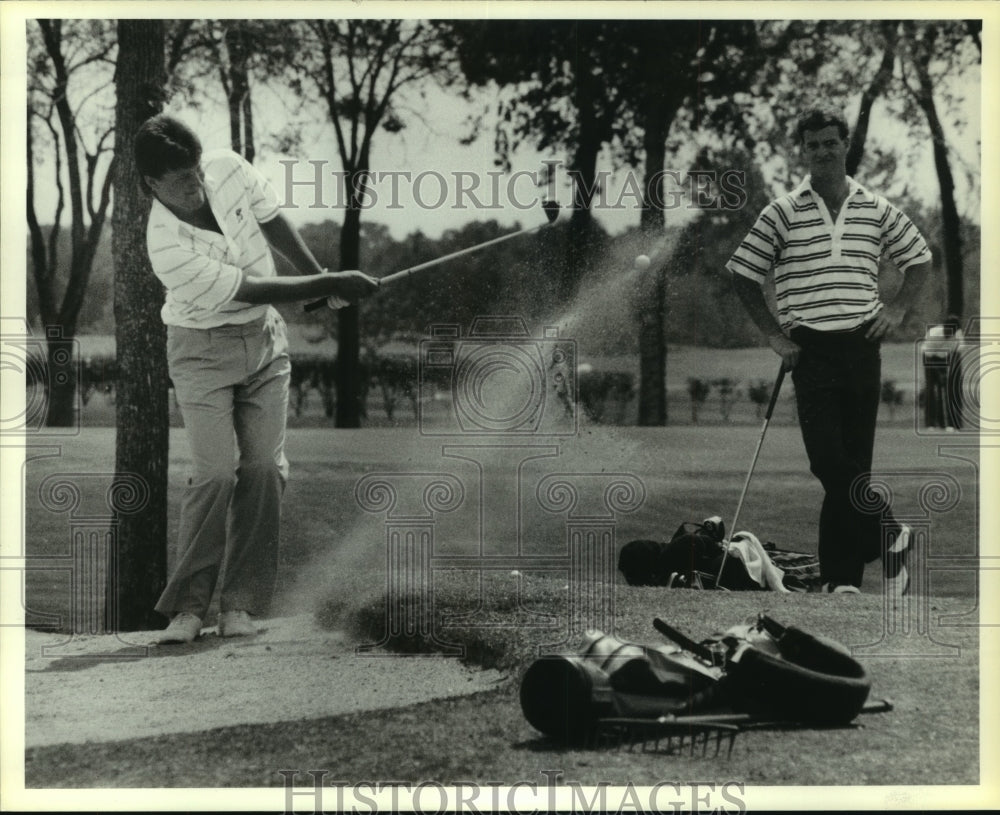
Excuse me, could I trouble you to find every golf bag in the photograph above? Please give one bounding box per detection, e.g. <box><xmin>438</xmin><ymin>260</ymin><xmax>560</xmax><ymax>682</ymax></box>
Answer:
<box><xmin>519</xmin><ymin>615</ymin><xmax>871</xmax><ymax>744</ymax></box>
<box><xmin>618</xmin><ymin>518</ymin><xmax>759</xmax><ymax>590</ymax></box>
<box><xmin>617</xmin><ymin>518</ymin><xmax>821</xmax><ymax>591</ymax></box>
<box><xmin>519</xmin><ymin>629</ymin><xmax>724</xmax><ymax>744</ymax></box>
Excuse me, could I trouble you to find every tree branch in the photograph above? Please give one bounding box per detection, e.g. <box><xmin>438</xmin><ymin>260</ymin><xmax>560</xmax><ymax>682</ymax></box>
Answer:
<box><xmin>167</xmin><ymin>20</ymin><xmax>195</xmax><ymax>76</ymax></box>
<box><xmin>314</xmin><ymin>21</ymin><xmax>351</xmax><ymax>170</ymax></box>
<box><xmin>39</xmin><ymin>18</ymin><xmax>86</xmax><ymax>261</ymax></box>
<box><xmin>846</xmin><ymin>21</ymin><xmax>898</xmax><ymax>176</ymax></box>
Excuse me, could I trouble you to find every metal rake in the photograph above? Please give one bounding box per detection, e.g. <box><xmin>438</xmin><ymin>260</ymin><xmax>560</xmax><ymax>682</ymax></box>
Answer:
<box><xmin>592</xmin><ymin>718</ymin><xmax>739</xmax><ymax>758</ymax></box>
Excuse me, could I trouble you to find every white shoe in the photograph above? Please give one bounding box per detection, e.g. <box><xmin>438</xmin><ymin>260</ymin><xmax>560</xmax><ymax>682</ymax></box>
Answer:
<box><xmin>884</xmin><ymin>524</ymin><xmax>913</xmax><ymax>597</ymax></box>
<box><xmin>823</xmin><ymin>583</ymin><xmax>861</xmax><ymax>594</ymax></box>
<box><xmin>158</xmin><ymin>612</ymin><xmax>202</xmax><ymax>643</ymax></box>
<box><xmin>219</xmin><ymin>610</ymin><xmax>257</xmax><ymax>638</ymax></box>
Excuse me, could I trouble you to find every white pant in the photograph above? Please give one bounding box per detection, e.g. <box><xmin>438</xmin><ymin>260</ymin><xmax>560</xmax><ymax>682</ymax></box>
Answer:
<box><xmin>155</xmin><ymin>308</ymin><xmax>291</xmax><ymax>619</ymax></box>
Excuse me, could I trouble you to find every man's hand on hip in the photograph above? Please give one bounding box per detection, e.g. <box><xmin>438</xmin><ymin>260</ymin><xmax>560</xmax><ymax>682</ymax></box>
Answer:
<box><xmin>768</xmin><ymin>333</ymin><xmax>801</xmax><ymax>370</ymax></box>
<box><xmin>865</xmin><ymin>304</ymin><xmax>905</xmax><ymax>341</ymax></box>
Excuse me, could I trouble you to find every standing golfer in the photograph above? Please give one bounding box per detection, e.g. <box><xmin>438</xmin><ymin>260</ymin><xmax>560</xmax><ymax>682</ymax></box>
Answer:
<box><xmin>135</xmin><ymin>114</ymin><xmax>379</xmax><ymax>642</ymax></box>
<box><xmin>728</xmin><ymin>104</ymin><xmax>930</xmax><ymax>595</ymax></box>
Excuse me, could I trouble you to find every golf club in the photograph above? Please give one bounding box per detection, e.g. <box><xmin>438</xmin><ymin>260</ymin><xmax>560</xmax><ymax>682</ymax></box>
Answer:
<box><xmin>714</xmin><ymin>363</ymin><xmax>786</xmax><ymax>588</ymax></box>
<box><xmin>302</xmin><ymin>200</ymin><xmax>565</xmax><ymax>312</ymax></box>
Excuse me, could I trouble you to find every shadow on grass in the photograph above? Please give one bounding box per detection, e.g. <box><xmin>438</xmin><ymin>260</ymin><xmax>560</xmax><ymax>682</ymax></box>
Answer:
<box><xmin>27</xmin><ymin>630</ymin><xmax>243</xmax><ymax>672</ymax></box>
<box><xmin>513</xmin><ymin>715</ymin><xmax>872</xmax><ymax>762</ymax></box>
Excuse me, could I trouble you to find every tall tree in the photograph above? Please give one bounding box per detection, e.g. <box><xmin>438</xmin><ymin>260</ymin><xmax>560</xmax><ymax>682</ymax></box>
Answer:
<box><xmin>900</xmin><ymin>21</ymin><xmax>973</xmax><ymax>320</ymax></box>
<box><xmin>26</xmin><ymin>19</ymin><xmax>116</xmax><ymax>426</ymax></box>
<box><xmin>111</xmin><ymin>19</ymin><xmax>169</xmax><ymax>632</ymax></box>
<box><xmin>174</xmin><ymin>20</ymin><xmax>284</xmax><ymax>160</ymax></box>
<box><xmin>624</xmin><ymin>20</ymin><xmax>762</xmax><ymax>425</ymax></box>
<box><xmin>449</xmin><ymin>20</ymin><xmax>632</xmax><ymax>300</ymax></box>
<box><xmin>288</xmin><ymin>19</ymin><xmax>460</xmax><ymax>427</ymax></box>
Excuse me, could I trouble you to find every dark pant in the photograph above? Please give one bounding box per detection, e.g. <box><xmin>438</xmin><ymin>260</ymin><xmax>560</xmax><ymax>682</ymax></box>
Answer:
<box><xmin>790</xmin><ymin>324</ymin><xmax>900</xmax><ymax>587</ymax></box>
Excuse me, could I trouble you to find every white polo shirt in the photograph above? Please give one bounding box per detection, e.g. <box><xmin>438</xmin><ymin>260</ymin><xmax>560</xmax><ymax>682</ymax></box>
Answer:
<box><xmin>146</xmin><ymin>149</ymin><xmax>282</xmax><ymax>328</ymax></box>
<box><xmin>727</xmin><ymin>176</ymin><xmax>932</xmax><ymax>331</ymax></box>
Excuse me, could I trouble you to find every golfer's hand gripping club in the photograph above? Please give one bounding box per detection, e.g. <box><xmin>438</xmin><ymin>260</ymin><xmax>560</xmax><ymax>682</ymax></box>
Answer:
<box><xmin>314</xmin><ymin>269</ymin><xmax>380</xmax><ymax>310</ymax></box>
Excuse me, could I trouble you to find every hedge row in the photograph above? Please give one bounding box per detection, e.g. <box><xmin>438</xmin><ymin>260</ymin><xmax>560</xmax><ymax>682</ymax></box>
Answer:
<box><xmin>27</xmin><ymin>352</ymin><xmax>922</xmax><ymax>425</ymax></box>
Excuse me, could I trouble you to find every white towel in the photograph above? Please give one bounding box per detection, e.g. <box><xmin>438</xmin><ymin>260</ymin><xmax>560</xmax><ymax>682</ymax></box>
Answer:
<box><xmin>727</xmin><ymin>531</ymin><xmax>790</xmax><ymax>593</ymax></box>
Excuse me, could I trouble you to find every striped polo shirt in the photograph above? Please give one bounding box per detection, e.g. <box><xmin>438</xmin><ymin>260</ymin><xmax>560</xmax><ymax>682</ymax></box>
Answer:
<box><xmin>727</xmin><ymin>176</ymin><xmax>932</xmax><ymax>331</ymax></box>
<box><xmin>146</xmin><ymin>149</ymin><xmax>281</xmax><ymax>328</ymax></box>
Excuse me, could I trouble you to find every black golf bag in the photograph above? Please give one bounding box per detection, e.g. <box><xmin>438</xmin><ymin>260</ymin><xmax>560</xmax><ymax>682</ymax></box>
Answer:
<box><xmin>519</xmin><ymin>615</ymin><xmax>872</xmax><ymax>744</ymax></box>
<box><xmin>617</xmin><ymin>518</ymin><xmax>759</xmax><ymax>589</ymax></box>
<box><xmin>617</xmin><ymin>517</ymin><xmax>822</xmax><ymax>591</ymax></box>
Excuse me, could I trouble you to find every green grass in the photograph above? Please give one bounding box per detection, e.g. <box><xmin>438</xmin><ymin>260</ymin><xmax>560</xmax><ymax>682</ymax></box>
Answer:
<box><xmin>25</xmin><ymin>591</ymin><xmax>980</xmax><ymax>788</ymax></box>
<box><xmin>19</xmin><ymin>420</ymin><xmax>982</xmax><ymax>788</ymax></box>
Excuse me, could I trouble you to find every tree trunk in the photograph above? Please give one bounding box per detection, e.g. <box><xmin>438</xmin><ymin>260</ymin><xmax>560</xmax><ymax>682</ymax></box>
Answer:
<box><xmin>565</xmin><ymin>145</ymin><xmax>601</xmax><ymax>305</ymax></box>
<box><xmin>636</xmin><ymin>88</ymin><xmax>676</xmax><ymax>427</ymax></box>
<box><xmin>336</xmin><ymin>186</ymin><xmax>364</xmax><ymax>427</ymax></box>
<box><xmin>26</xmin><ymin>120</ymin><xmax>58</xmax><ymax>324</ymax></box>
<box><xmin>44</xmin><ymin>332</ymin><xmax>79</xmax><ymax>427</ymax></box>
<box><xmin>224</xmin><ymin>23</ymin><xmax>254</xmax><ymax>161</ymax></box>
<box><xmin>636</xmin><ymin>271</ymin><xmax>667</xmax><ymax>427</ymax></box>
<box><xmin>29</xmin><ymin>120</ymin><xmax>78</xmax><ymax>426</ymax></box>
<box><xmin>564</xmin><ymin>24</ymin><xmax>603</xmax><ymax>303</ymax></box>
<box><xmin>242</xmin><ymin>91</ymin><xmax>256</xmax><ymax>163</ymax></box>
<box><xmin>111</xmin><ymin>20</ymin><xmax>169</xmax><ymax>632</ymax></box>
<box><xmin>912</xmin><ymin>27</ymin><xmax>963</xmax><ymax>318</ymax></box>
<box><xmin>35</xmin><ymin>20</ymin><xmax>115</xmax><ymax>427</ymax></box>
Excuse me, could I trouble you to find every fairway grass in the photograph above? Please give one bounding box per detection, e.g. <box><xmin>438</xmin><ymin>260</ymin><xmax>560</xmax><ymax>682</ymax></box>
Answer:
<box><xmin>17</xmin><ymin>424</ymin><xmax>983</xmax><ymax>790</ymax></box>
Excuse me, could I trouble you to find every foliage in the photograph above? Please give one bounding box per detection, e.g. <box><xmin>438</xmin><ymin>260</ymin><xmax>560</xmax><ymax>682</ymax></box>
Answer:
<box><xmin>747</xmin><ymin>380</ymin><xmax>771</xmax><ymax>419</ymax></box>
<box><xmin>577</xmin><ymin>370</ymin><xmax>636</xmax><ymax>424</ymax></box>
<box><xmin>687</xmin><ymin>377</ymin><xmax>711</xmax><ymax>424</ymax></box>
<box><xmin>881</xmin><ymin>379</ymin><xmax>905</xmax><ymax>420</ymax></box>
<box><xmin>32</xmin><ymin>206</ymin><xmax>980</xmax><ymax>351</ymax></box>
<box><xmin>24</xmin><ymin>18</ymin><xmax>983</xmax><ymax>353</ymax></box>
<box><xmin>271</xmin><ymin>19</ymin><xmax>465</xmax><ymax>427</ymax></box>
<box><xmin>712</xmin><ymin>377</ymin><xmax>738</xmax><ymax>422</ymax></box>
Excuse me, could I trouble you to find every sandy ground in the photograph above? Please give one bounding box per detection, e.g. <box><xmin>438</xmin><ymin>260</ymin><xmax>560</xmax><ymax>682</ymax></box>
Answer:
<box><xmin>23</xmin><ymin>615</ymin><xmax>505</xmax><ymax>749</ymax></box>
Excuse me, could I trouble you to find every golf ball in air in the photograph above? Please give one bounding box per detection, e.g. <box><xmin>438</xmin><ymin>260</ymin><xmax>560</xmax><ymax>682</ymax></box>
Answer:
<box><xmin>634</xmin><ymin>254</ymin><xmax>651</xmax><ymax>270</ymax></box>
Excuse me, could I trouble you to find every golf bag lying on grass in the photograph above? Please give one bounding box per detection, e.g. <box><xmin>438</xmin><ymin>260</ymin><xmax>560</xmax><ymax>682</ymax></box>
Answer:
<box><xmin>520</xmin><ymin>614</ymin><xmax>873</xmax><ymax>745</ymax></box>
<box><xmin>618</xmin><ymin>517</ymin><xmax>822</xmax><ymax>592</ymax></box>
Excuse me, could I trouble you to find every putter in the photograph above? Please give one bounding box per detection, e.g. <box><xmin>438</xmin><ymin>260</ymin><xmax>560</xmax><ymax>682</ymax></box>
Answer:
<box><xmin>714</xmin><ymin>363</ymin><xmax>786</xmax><ymax>588</ymax></box>
<box><xmin>303</xmin><ymin>200</ymin><xmax>564</xmax><ymax>312</ymax></box>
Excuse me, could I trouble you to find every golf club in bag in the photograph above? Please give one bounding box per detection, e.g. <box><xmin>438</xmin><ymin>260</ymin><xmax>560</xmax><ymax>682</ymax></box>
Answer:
<box><xmin>714</xmin><ymin>363</ymin><xmax>786</xmax><ymax>588</ymax></box>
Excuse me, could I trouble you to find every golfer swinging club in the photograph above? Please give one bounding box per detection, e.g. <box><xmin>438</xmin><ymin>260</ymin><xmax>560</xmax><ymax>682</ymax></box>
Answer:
<box><xmin>134</xmin><ymin>115</ymin><xmax>379</xmax><ymax>643</ymax></box>
<box><xmin>729</xmin><ymin>104</ymin><xmax>930</xmax><ymax>595</ymax></box>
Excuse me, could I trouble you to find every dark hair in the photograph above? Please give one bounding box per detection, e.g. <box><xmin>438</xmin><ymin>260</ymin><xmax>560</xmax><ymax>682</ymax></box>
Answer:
<box><xmin>795</xmin><ymin>105</ymin><xmax>850</xmax><ymax>144</ymax></box>
<box><xmin>134</xmin><ymin>115</ymin><xmax>202</xmax><ymax>195</ymax></box>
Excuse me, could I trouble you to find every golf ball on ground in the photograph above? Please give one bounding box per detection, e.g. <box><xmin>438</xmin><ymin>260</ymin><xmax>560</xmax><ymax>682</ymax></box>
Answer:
<box><xmin>634</xmin><ymin>254</ymin><xmax>651</xmax><ymax>270</ymax></box>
